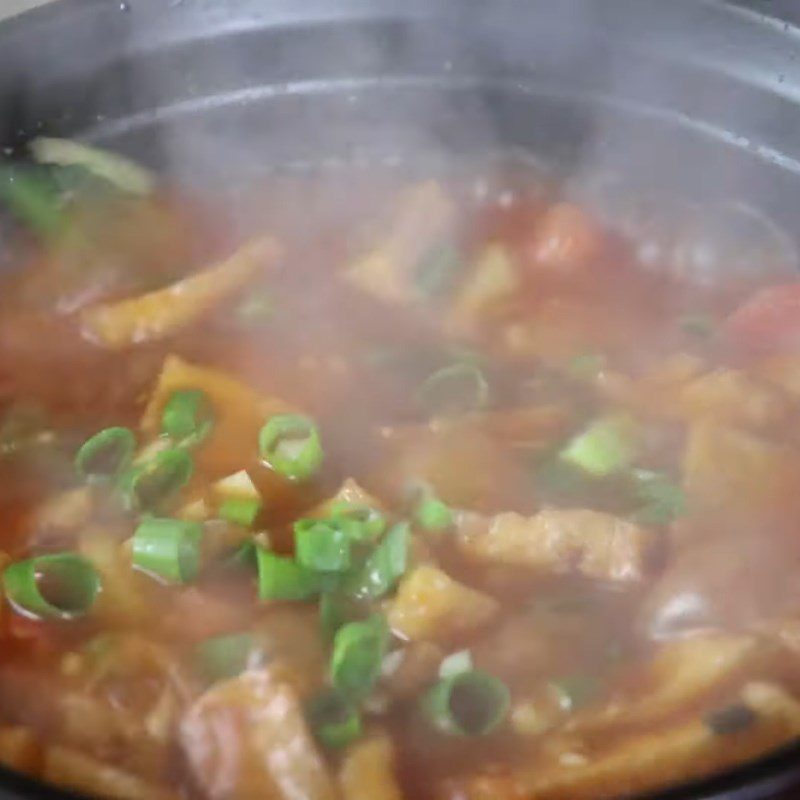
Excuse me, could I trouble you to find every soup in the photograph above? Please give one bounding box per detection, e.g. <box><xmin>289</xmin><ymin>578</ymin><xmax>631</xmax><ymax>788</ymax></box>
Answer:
<box><xmin>0</xmin><ymin>142</ymin><xmax>799</xmax><ymax>800</ymax></box>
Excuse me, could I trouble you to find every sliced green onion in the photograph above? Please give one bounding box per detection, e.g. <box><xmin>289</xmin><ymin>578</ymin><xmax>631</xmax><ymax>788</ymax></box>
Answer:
<box><xmin>705</xmin><ymin>702</ymin><xmax>757</xmax><ymax>736</ymax></box>
<box><xmin>439</xmin><ymin>649</ymin><xmax>473</xmax><ymax>679</ymax></box>
<box><xmin>306</xmin><ymin>689</ymin><xmax>362</xmax><ymax>749</ymax></box>
<box><xmin>194</xmin><ymin>632</ymin><xmax>256</xmax><ymax>683</ymax></box>
<box><xmin>30</xmin><ymin>137</ymin><xmax>156</xmax><ymax>196</ymax></box>
<box><xmin>256</xmin><ymin>548</ymin><xmax>319</xmax><ymax>601</ymax></box>
<box><xmin>422</xmin><ymin>670</ymin><xmax>510</xmax><ymax>737</ymax></box>
<box><xmin>223</xmin><ymin>539</ymin><xmax>259</xmax><ymax>572</ymax></box>
<box><xmin>0</xmin><ymin>164</ymin><xmax>64</xmax><ymax>238</ymax></box>
<box><xmin>631</xmin><ymin>469</ymin><xmax>687</xmax><ymax>526</ymax></box>
<box><xmin>75</xmin><ymin>427</ymin><xmax>136</xmax><ymax>483</ymax></box>
<box><xmin>416</xmin><ymin>363</ymin><xmax>489</xmax><ymax>417</ymax></box>
<box><xmin>259</xmin><ymin>414</ymin><xmax>323</xmax><ymax>482</ymax></box>
<box><xmin>415</xmin><ymin>243</ymin><xmax>463</xmax><ymax>299</ymax></box>
<box><xmin>550</xmin><ymin>674</ymin><xmax>599</xmax><ymax>712</ymax></box>
<box><xmin>560</xmin><ymin>414</ymin><xmax>641</xmax><ymax>478</ymax></box>
<box><xmin>344</xmin><ymin>522</ymin><xmax>409</xmax><ymax>601</ymax></box>
<box><xmin>120</xmin><ymin>448</ymin><xmax>194</xmax><ymax>512</ymax></box>
<box><xmin>331</xmin><ymin>615</ymin><xmax>390</xmax><ymax>700</ymax></box>
<box><xmin>414</xmin><ymin>492</ymin><xmax>454</xmax><ymax>533</ymax></box>
<box><xmin>3</xmin><ymin>553</ymin><xmax>101</xmax><ymax>620</ymax></box>
<box><xmin>132</xmin><ymin>517</ymin><xmax>203</xmax><ymax>585</ymax></box>
<box><xmin>161</xmin><ymin>389</ymin><xmax>215</xmax><ymax>446</ymax></box>
<box><xmin>328</xmin><ymin>501</ymin><xmax>387</xmax><ymax>542</ymax></box>
<box><xmin>294</xmin><ymin>519</ymin><xmax>353</xmax><ymax>573</ymax></box>
<box><xmin>218</xmin><ymin>497</ymin><xmax>262</xmax><ymax>528</ymax></box>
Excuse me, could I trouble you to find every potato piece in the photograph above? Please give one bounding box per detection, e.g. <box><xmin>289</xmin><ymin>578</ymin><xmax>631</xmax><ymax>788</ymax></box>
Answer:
<box><xmin>82</xmin><ymin>236</ymin><xmax>281</xmax><ymax>349</ymax></box>
<box><xmin>345</xmin><ymin>181</ymin><xmax>455</xmax><ymax>304</ymax></box>
<box><xmin>456</xmin><ymin>509</ymin><xmax>651</xmax><ymax>583</ymax></box>
<box><xmin>446</xmin><ymin>243</ymin><xmax>521</xmax><ymax>336</ymax></box>
<box><xmin>388</xmin><ymin>565</ymin><xmax>499</xmax><ymax>642</ymax></box>
<box><xmin>0</xmin><ymin>727</ymin><xmax>39</xmax><ymax>774</ymax></box>
<box><xmin>521</xmin><ymin>682</ymin><xmax>800</xmax><ymax>800</ymax></box>
<box><xmin>339</xmin><ymin>734</ymin><xmax>404</xmax><ymax>800</ymax></box>
<box><xmin>309</xmin><ymin>478</ymin><xmax>384</xmax><ymax>519</ymax></box>
<box><xmin>43</xmin><ymin>746</ymin><xmax>179</xmax><ymax>800</ymax></box>
<box><xmin>141</xmin><ymin>355</ymin><xmax>296</xmax><ymax>481</ymax></box>
<box><xmin>678</xmin><ymin>369</ymin><xmax>786</xmax><ymax>430</ymax></box>
<box><xmin>181</xmin><ymin>669</ymin><xmax>337</xmax><ymax>800</ymax></box>
<box><xmin>683</xmin><ymin>421</ymin><xmax>800</xmax><ymax>517</ymax></box>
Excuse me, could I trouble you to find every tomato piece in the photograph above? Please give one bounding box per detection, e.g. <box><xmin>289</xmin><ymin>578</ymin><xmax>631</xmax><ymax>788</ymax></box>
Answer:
<box><xmin>525</xmin><ymin>202</ymin><xmax>608</xmax><ymax>278</ymax></box>
<box><xmin>726</xmin><ymin>283</ymin><xmax>800</xmax><ymax>353</ymax></box>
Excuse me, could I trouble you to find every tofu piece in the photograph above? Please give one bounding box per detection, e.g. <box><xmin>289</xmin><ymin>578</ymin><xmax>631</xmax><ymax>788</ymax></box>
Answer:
<box><xmin>82</xmin><ymin>236</ymin><xmax>281</xmax><ymax>349</ymax></box>
<box><xmin>345</xmin><ymin>181</ymin><xmax>455</xmax><ymax>304</ymax></box>
<box><xmin>683</xmin><ymin>421</ymin><xmax>800</xmax><ymax>517</ymax></box>
<box><xmin>456</xmin><ymin>508</ymin><xmax>651</xmax><ymax>583</ymax></box>
<box><xmin>43</xmin><ymin>746</ymin><xmax>179</xmax><ymax>800</ymax></box>
<box><xmin>339</xmin><ymin>735</ymin><xmax>404</xmax><ymax>800</ymax></box>
<box><xmin>525</xmin><ymin>683</ymin><xmax>800</xmax><ymax>800</ymax></box>
<box><xmin>569</xmin><ymin>635</ymin><xmax>759</xmax><ymax>734</ymax></box>
<box><xmin>181</xmin><ymin>669</ymin><xmax>337</xmax><ymax>800</ymax></box>
<box><xmin>388</xmin><ymin>565</ymin><xmax>499</xmax><ymax>642</ymax></box>
<box><xmin>678</xmin><ymin>368</ymin><xmax>786</xmax><ymax>430</ymax></box>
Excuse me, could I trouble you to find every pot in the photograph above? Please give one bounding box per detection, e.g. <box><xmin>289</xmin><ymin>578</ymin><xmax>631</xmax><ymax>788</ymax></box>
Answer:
<box><xmin>0</xmin><ymin>1</ymin><xmax>800</xmax><ymax>798</ymax></box>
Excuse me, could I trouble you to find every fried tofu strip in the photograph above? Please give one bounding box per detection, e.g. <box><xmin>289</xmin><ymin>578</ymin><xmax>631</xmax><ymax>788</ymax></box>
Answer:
<box><xmin>181</xmin><ymin>669</ymin><xmax>337</xmax><ymax>800</ymax></box>
<box><xmin>569</xmin><ymin>635</ymin><xmax>760</xmax><ymax>735</ymax></box>
<box><xmin>339</xmin><ymin>734</ymin><xmax>404</xmax><ymax>800</ymax></box>
<box><xmin>456</xmin><ymin>508</ymin><xmax>651</xmax><ymax>583</ymax></box>
<box><xmin>82</xmin><ymin>236</ymin><xmax>281</xmax><ymax>349</ymax></box>
<box><xmin>388</xmin><ymin>565</ymin><xmax>499</xmax><ymax>643</ymax></box>
<box><xmin>525</xmin><ymin>683</ymin><xmax>800</xmax><ymax>800</ymax></box>
<box><xmin>43</xmin><ymin>747</ymin><xmax>179</xmax><ymax>800</ymax></box>
<box><xmin>346</xmin><ymin>181</ymin><xmax>455</xmax><ymax>304</ymax></box>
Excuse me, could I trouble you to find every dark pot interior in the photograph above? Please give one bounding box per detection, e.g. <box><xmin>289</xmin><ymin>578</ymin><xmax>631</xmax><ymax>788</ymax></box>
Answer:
<box><xmin>1</xmin><ymin>1</ymin><xmax>800</xmax><ymax>798</ymax></box>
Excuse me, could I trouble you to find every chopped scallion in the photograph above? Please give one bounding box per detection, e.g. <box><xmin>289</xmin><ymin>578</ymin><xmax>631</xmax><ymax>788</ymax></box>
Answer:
<box><xmin>3</xmin><ymin>553</ymin><xmax>101</xmax><ymax>620</ymax></box>
<box><xmin>422</xmin><ymin>670</ymin><xmax>510</xmax><ymax>737</ymax></box>
<box><xmin>259</xmin><ymin>414</ymin><xmax>323</xmax><ymax>482</ymax></box>
<box><xmin>218</xmin><ymin>497</ymin><xmax>262</xmax><ymax>528</ymax></box>
<box><xmin>331</xmin><ymin>615</ymin><xmax>390</xmax><ymax>700</ymax></box>
<box><xmin>294</xmin><ymin>518</ymin><xmax>353</xmax><ymax>573</ymax></box>
<box><xmin>631</xmin><ymin>469</ymin><xmax>687</xmax><ymax>526</ymax></box>
<box><xmin>306</xmin><ymin>689</ymin><xmax>362</xmax><ymax>749</ymax></box>
<box><xmin>328</xmin><ymin>501</ymin><xmax>387</xmax><ymax>542</ymax></box>
<box><xmin>560</xmin><ymin>414</ymin><xmax>641</xmax><ymax>477</ymax></box>
<box><xmin>414</xmin><ymin>491</ymin><xmax>454</xmax><ymax>533</ymax></box>
<box><xmin>161</xmin><ymin>389</ymin><xmax>215</xmax><ymax>446</ymax></box>
<box><xmin>344</xmin><ymin>522</ymin><xmax>409</xmax><ymax>601</ymax></box>
<box><xmin>119</xmin><ymin>447</ymin><xmax>193</xmax><ymax>512</ymax></box>
<box><xmin>75</xmin><ymin>427</ymin><xmax>136</xmax><ymax>483</ymax></box>
<box><xmin>416</xmin><ymin>363</ymin><xmax>489</xmax><ymax>417</ymax></box>
<box><xmin>256</xmin><ymin>548</ymin><xmax>319</xmax><ymax>601</ymax></box>
<box><xmin>133</xmin><ymin>517</ymin><xmax>203</xmax><ymax>585</ymax></box>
